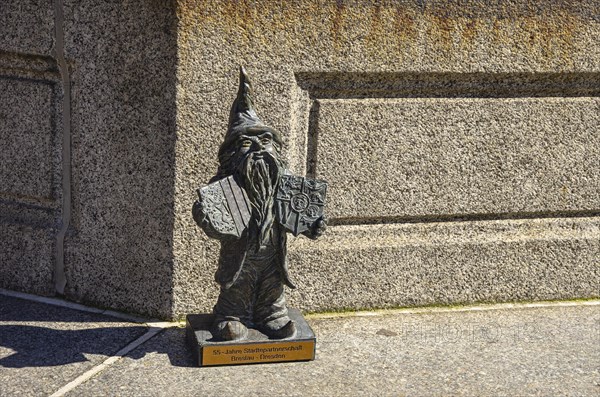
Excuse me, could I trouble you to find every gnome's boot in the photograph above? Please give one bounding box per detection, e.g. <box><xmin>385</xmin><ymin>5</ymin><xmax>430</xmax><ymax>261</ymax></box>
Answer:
<box><xmin>260</xmin><ymin>317</ymin><xmax>296</xmax><ymax>339</ymax></box>
<box><xmin>212</xmin><ymin>320</ymin><xmax>248</xmax><ymax>341</ymax></box>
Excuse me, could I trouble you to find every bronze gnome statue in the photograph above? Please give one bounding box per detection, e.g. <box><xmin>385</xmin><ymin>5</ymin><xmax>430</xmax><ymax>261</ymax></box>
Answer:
<box><xmin>192</xmin><ymin>67</ymin><xmax>327</xmax><ymax>341</ymax></box>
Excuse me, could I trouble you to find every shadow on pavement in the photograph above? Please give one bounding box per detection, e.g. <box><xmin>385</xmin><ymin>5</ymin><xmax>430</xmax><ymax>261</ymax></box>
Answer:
<box><xmin>0</xmin><ymin>324</ymin><xmax>147</xmax><ymax>367</ymax></box>
<box><xmin>0</xmin><ymin>295</ymin><xmax>147</xmax><ymax>368</ymax></box>
<box><xmin>126</xmin><ymin>327</ymin><xmax>197</xmax><ymax>368</ymax></box>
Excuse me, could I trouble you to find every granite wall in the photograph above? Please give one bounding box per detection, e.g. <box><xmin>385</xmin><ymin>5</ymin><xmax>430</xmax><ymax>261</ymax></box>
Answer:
<box><xmin>1</xmin><ymin>1</ymin><xmax>61</xmax><ymax>297</ymax></box>
<box><xmin>1</xmin><ymin>0</ymin><xmax>598</xmax><ymax>319</ymax></box>
<box><xmin>0</xmin><ymin>0</ymin><xmax>178</xmax><ymax>318</ymax></box>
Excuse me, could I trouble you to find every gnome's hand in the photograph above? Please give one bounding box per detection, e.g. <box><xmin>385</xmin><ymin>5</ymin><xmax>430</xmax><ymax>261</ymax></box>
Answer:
<box><xmin>303</xmin><ymin>216</ymin><xmax>327</xmax><ymax>240</ymax></box>
<box><xmin>192</xmin><ymin>189</ymin><xmax>208</xmax><ymax>228</ymax></box>
<box><xmin>192</xmin><ymin>202</ymin><xmax>205</xmax><ymax>228</ymax></box>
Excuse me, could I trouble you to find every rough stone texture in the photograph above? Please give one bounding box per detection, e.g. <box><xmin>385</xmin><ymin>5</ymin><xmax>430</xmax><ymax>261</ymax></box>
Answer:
<box><xmin>2</xmin><ymin>1</ymin><xmax>600</xmax><ymax>319</ymax></box>
<box><xmin>0</xmin><ymin>0</ymin><xmax>54</xmax><ymax>55</ymax></box>
<box><xmin>316</xmin><ymin>97</ymin><xmax>600</xmax><ymax>221</ymax></box>
<box><xmin>61</xmin><ymin>0</ymin><xmax>178</xmax><ymax>318</ymax></box>
<box><xmin>0</xmin><ymin>295</ymin><xmax>147</xmax><ymax>397</ymax></box>
<box><xmin>0</xmin><ymin>78</ymin><xmax>58</xmax><ymax>201</ymax></box>
<box><xmin>0</xmin><ymin>1</ymin><xmax>62</xmax><ymax>296</ymax></box>
<box><xmin>0</xmin><ymin>75</ymin><xmax>62</xmax><ymax>295</ymax></box>
<box><xmin>0</xmin><ymin>225</ymin><xmax>56</xmax><ymax>296</ymax></box>
<box><xmin>69</xmin><ymin>304</ymin><xmax>600</xmax><ymax>397</ymax></box>
<box><xmin>286</xmin><ymin>217</ymin><xmax>600</xmax><ymax>312</ymax></box>
<box><xmin>173</xmin><ymin>0</ymin><xmax>600</xmax><ymax>317</ymax></box>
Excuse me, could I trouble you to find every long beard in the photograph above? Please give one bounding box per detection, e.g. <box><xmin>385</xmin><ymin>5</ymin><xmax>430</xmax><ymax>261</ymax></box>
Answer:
<box><xmin>240</xmin><ymin>151</ymin><xmax>282</xmax><ymax>247</ymax></box>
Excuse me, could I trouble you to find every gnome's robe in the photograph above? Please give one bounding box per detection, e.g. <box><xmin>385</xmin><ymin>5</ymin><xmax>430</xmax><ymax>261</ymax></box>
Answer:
<box><xmin>211</xmin><ymin>174</ymin><xmax>295</xmax><ymax>292</ymax></box>
<box><xmin>203</xmin><ymin>178</ymin><xmax>296</xmax><ymax>326</ymax></box>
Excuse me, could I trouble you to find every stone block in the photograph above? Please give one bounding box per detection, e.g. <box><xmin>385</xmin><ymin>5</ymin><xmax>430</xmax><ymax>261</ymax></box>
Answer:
<box><xmin>286</xmin><ymin>217</ymin><xmax>600</xmax><ymax>312</ymax></box>
<box><xmin>313</xmin><ymin>96</ymin><xmax>600</xmax><ymax>221</ymax></box>
<box><xmin>0</xmin><ymin>0</ymin><xmax>54</xmax><ymax>55</ymax></box>
<box><xmin>0</xmin><ymin>224</ymin><xmax>55</xmax><ymax>296</ymax></box>
<box><xmin>0</xmin><ymin>36</ymin><xmax>62</xmax><ymax>298</ymax></box>
<box><xmin>0</xmin><ymin>78</ymin><xmax>59</xmax><ymax>201</ymax></box>
<box><xmin>61</xmin><ymin>0</ymin><xmax>179</xmax><ymax>318</ymax></box>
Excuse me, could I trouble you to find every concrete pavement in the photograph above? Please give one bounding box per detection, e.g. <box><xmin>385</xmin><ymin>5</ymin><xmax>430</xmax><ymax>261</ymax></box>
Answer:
<box><xmin>1</xmin><ymin>290</ymin><xmax>598</xmax><ymax>396</ymax></box>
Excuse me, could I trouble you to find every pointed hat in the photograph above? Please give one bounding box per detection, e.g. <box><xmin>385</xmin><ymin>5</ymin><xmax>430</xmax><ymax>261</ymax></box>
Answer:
<box><xmin>218</xmin><ymin>66</ymin><xmax>282</xmax><ymax>160</ymax></box>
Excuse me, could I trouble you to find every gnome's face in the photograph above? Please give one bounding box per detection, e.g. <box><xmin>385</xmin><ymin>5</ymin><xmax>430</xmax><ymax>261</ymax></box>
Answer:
<box><xmin>231</xmin><ymin>128</ymin><xmax>281</xmax><ymax>178</ymax></box>
<box><xmin>237</xmin><ymin>130</ymin><xmax>275</xmax><ymax>160</ymax></box>
<box><xmin>235</xmin><ymin>128</ymin><xmax>282</xmax><ymax>246</ymax></box>
<box><xmin>218</xmin><ymin>67</ymin><xmax>285</xmax><ymax>180</ymax></box>
<box><xmin>217</xmin><ymin>67</ymin><xmax>286</xmax><ymax>245</ymax></box>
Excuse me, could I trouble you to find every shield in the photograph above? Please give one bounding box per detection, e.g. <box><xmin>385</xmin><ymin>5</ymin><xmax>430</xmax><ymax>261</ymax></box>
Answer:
<box><xmin>199</xmin><ymin>175</ymin><xmax>251</xmax><ymax>238</ymax></box>
<box><xmin>276</xmin><ymin>175</ymin><xmax>327</xmax><ymax>236</ymax></box>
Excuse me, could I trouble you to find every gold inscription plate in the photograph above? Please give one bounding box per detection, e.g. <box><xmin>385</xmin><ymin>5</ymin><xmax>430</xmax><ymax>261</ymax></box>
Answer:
<box><xmin>202</xmin><ymin>340</ymin><xmax>315</xmax><ymax>366</ymax></box>
<box><xmin>186</xmin><ymin>309</ymin><xmax>317</xmax><ymax>367</ymax></box>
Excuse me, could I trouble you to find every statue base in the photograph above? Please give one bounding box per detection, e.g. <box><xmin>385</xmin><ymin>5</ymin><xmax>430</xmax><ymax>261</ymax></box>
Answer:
<box><xmin>185</xmin><ymin>308</ymin><xmax>316</xmax><ymax>367</ymax></box>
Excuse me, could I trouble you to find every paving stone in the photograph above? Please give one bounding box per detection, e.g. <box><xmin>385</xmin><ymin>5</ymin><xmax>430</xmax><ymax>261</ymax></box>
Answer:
<box><xmin>0</xmin><ymin>296</ymin><xmax>147</xmax><ymax>397</ymax></box>
<box><xmin>71</xmin><ymin>304</ymin><xmax>600</xmax><ymax>397</ymax></box>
